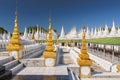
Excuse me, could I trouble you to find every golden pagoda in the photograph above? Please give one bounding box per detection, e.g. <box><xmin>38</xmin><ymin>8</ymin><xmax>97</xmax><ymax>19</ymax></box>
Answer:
<box><xmin>77</xmin><ymin>28</ymin><xmax>92</xmax><ymax>78</ymax></box>
<box><xmin>43</xmin><ymin>18</ymin><xmax>56</xmax><ymax>67</ymax></box>
<box><xmin>6</xmin><ymin>9</ymin><xmax>23</xmax><ymax>60</ymax></box>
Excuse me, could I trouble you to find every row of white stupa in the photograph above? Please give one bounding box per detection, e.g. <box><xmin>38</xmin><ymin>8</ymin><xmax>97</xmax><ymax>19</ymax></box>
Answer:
<box><xmin>22</xmin><ymin>27</ymin><xmax>58</xmax><ymax>40</ymax></box>
<box><xmin>0</xmin><ymin>32</ymin><xmax>11</xmax><ymax>40</ymax></box>
<box><xmin>0</xmin><ymin>20</ymin><xmax>120</xmax><ymax>41</ymax></box>
<box><xmin>59</xmin><ymin>20</ymin><xmax>120</xmax><ymax>40</ymax></box>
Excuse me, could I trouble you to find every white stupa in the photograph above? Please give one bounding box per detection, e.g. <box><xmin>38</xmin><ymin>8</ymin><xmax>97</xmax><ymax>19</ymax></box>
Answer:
<box><xmin>117</xmin><ymin>27</ymin><xmax>120</xmax><ymax>37</ymax></box>
<box><xmin>97</xmin><ymin>27</ymin><xmax>103</xmax><ymax>38</ymax></box>
<box><xmin>52</xmin><ymin>29</ymin><xmax>58</xmax><ymax>40</ymax></box>
<box><xmin>59</xmin><ymin>26</ymin><xmax>66</xmax><ymax>40</ymax></box>
<box><xmin>78</xmin><ymin>29</ymin><xmax>82</xmax><ymax>39</ymax></box>
<box><xmin>103</xmin><ymin>24</ymin><xmax>109</xmax><ymax>37</ymax></box>
<box><xmin>35</xmin><ymin>26</ymin><xmax>40</xmax><ymax>40</ymax></box>
<box><xmin>90</xmin><ymin>28</ymin><xmax>94</xmax><ymax>38</ymax></box>
<box><xmin>7</xmin><ymin>32</ymin><xmax>11</xmax><ymax>40</ymax></box>
<box><xmin>94</xmin><ymin>28</ymin><xmax>97</xmax><ymax>38</ymax></box>
<box><xmin>40</xmin><ymin>29</ymin><xmax>44</xmax><ymax>40</ymax></box>
<box><xmin>2</xmin><ymin>32</ymin><xmax>8</xmax><ymax>40</ymax></box>
<box><xmin>28</xmin><ymin>28</ymin><xmax>32</xmax><ymax>39</ymax></box>
<box><xmin>109</xmin><ymin>20</ymin><xmax>117</xmax><ymax>37</ymax></box>
<box><xmin>23</xmin><ymin>27</ymin><xmax>28</xmax><ymax>40</ymax></box>
<box><xmin>66</xmin><ymin>26</ymin><xmax>78</xmax><ymax>39</ymax></box>
<box><xmin>86</xmin><ymin>27</ymin><xmax>91</xmax><ymax>39</ymax></box>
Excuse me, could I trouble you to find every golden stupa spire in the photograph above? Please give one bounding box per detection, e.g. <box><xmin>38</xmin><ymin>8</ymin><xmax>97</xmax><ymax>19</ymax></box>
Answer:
<box><xmin>6</xmin><ymin>9</ymin><xmax>23</xmax><ymax>60</ymax></box>
<box><xmin>78</xmin><ymin>28</ymin><xmax>91</xmax><ymax>61</ymax></box>
<box><xmin>77</xmin><ymin>27</ymin><xmax>92</xmax><ymax>77</ymax></box>
<box><xmin>43</xmin><ymin>18</ymin><xmax>56</xmax><ymax>61</ymax></box>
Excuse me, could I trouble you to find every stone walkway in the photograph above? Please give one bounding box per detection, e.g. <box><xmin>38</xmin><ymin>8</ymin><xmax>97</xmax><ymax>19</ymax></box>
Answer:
<box><xmin>59</xmin><ymin>48</ymin><xmax>74</xmax><ymax>64</ymax></box>
<box><xmin>92</xmin><ymin>62</ymin><xmax>106</xmax><ymax>72</ymax></box>
<box><xmin>0</xmin><ymin>51</ymin><xmax>8</xmax><ymax>56</ymax></box>
<box><xmin>11</xmin><ymin>67</ymin><xmax>69</xmax><ymax>80</ymax></box>
<box><xmin>0</xmin><ymin>56</ymin><xmax>9</xmax><ymax>60</ymax></box>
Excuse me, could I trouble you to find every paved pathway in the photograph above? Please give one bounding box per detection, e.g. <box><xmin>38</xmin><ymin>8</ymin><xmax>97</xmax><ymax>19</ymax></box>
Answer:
<box><xmin>92</xmin><ymin>62</ymin><xmax>106</xmax><ymax>72</ymax></box>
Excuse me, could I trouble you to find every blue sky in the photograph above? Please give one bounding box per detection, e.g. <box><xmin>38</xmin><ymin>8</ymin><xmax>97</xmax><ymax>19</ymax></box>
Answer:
<box><xmin>0</xmin><ymin>0</ymin><xmax>120</xmax><ymax>34</ymax></box>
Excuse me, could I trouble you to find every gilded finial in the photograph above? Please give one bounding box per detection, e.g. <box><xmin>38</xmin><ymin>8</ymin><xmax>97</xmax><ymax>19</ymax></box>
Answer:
<box><xmin>49</xmin><ymin>18</ymin><xmax>52</xmax><ymax>23</ymax></box>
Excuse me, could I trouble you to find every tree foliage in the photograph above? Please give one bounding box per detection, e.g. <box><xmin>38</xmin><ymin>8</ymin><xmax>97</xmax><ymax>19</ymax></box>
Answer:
<box><xmin>0</xmin><ymin>27</ymin><xmax>7</xmax><ymax>34</ymax></box>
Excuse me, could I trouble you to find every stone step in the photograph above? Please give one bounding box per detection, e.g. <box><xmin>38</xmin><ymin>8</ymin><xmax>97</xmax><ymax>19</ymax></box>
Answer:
<box><xmin>3</xmin><ymin>60</ymin><xmax>19</xmax><ymax>70</ymax></box>
<box><xmin>62</xmin><ymin>55</ymin><xmax>74</xmax><ymax>64</ymax></box>
<box><xmin>92</xmin><ymin>75</ymin><xmax>120</xmax><ymax>78</ymax></box>
<box><xmin>0</xmin><ymin>51</ymin><xmax>8</xmax><ymax>56</ymax></box>
<box><xmin>0</xmin><ymin>56</ymin><xmax>14</xmax><ymax>65</ymax></box>
<box><xmin>0</xmin><ymin>70</ymin><xmax>12</xmax><ymax>80</ymax></box>
<box><xmin>92</xmin><ymin>72</ymin><xmax>120</xmax><ymax>78</ymax></box>
<box><xmin>10</xmin><ymin>63</ymin><xmax>24</xmax><ymax>75</ymax></box>
<box><xmin>0</xmin><ymin>66</ymin><xmax>5</xmax><ymax>75</ymax></box>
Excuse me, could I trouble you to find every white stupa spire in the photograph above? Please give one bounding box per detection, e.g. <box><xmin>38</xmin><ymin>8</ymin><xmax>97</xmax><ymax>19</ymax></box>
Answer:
<box><xmin>66</xmin><ymin>26</ymin><xmax>78</xmax><ymax>39</ymax></box>
<box><xmin>103</xmin><ymin>24</ymin><xmax>109</xmax><ymax>37</ymax></box>
<box><xmin>2</xmin><ymin>31</ymin><xmax>8</xmax><ymax>40</ymax></box>
<box><xmin>23</xmin><ymin>27</ymin><xmax>28</xmax><ymax>39</ymax></box>
<box><xmin>91</xmin><ymin>28</ymin><xmax>94</xmax><ymax>37</ymax></box>
<box><xmin>52</xmin><ymin>29</ymin><xmax>58</xmax><ymax>40</ymax></box>
<box><xmin>59</xmin><ymin>26</ymin><xmax>66</xmax><ymax>40</ymax></box>
<box><xmin>94</xmin><ymin>27</ymin><xmax>97</xmax><ymax>38</ymax></box>
<box><xmin>110</xmin><ymin>20</ymin><xmax>117</xmax><ymax>36</ymax></box>
<box><xmin>86</xmin><ymin>27</ymin><xmax>91</xmax><ymax>39</ymax></box>
<box><xmin>7</xmin><ymin>32</ymin><xmax>11</xmax><ymax>40</ymax></box>
<box><xmin>117</xmin><ymin>27</ymin><xmax>120</xmax><ymax>37</ymax></box>
<box><xmin>98</xmin><ymin>27</ymin><xmax>103</xmax><ymax>38</ymax></box>
<box><xmin>35</xmin><ymin>25</ymin><xmax>40</xmax><ymax>40</ymax></box>
<box><xmin>28</xmin><ymin>28</ymin><xmax>32</xmax><ymax>39</ymax></box>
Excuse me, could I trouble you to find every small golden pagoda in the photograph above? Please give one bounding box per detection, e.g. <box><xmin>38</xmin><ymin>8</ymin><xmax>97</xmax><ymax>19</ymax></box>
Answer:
<box><xmin>43</xmin><ymin>18</ymin><xmax>56</xmax><ymax>67</ymax></box>
<box><xmin>6</xmin><ymin>10</ymin><xmax>23</xmax><ymax>60</ymax></box>
<box><xmin>77</xmin><ymin>28</ymin><xmax>92</xmax><ymax>78</ymax></box>
<box><xmin>31</xmin><ymin>28</ymin><xmax>35</xmax><ymax>41</ymax></box>
<box><xmin>117</xmin><ymin>65</ymin><xmax>120</xmax><ymax>72</ymax></box>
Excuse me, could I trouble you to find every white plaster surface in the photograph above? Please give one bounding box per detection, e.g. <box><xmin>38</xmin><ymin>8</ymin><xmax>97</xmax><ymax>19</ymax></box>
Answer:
<box><xmin>81</xmin><ymin>78</ymin><xmax>120</xmax><ymax>80</ymax></box>
<box><xmin>17</xmin><ymin>67</ymin><xmax>68</xmax><ymax>75</ymax></box>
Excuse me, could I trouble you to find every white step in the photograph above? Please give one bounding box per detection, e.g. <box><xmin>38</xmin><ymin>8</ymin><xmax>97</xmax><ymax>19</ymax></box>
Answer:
<box><xmin>92</xmin><ymin>72</ymin><xmax>120</xmax><ymax>78</ymax></box>
<box><xmin>0</xmin><ymin>51</ymin><xmax>8</xmax><ymax>56</ymax></box>
<box><xmin>3</xmin><ymin>60</ymin><xmax>19</xmax><ymax>70</ymax></box>
<box><xmin>11</xmin><ymin>63</ymin><xmax>24</xmax><ymax>75</ymax></box>
<box><xmin>0</xmin><ymin>56</ymin><xmax>14</xmax><ymax>65</ymax></box>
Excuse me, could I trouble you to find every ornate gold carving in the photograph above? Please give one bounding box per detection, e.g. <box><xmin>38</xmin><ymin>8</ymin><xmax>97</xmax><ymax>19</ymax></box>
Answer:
<box><xmin>117</xmin><ymin>65</ymin><xmax>120</xmax><ymax>72</ymax></box>
<box><xmin>77</xmin><ymin>28</ymin><xmax>92</xmax><ymax>78</ymax></box>
<box><xmin>43</xmin><ymin>18</ymin><xmax>56</xmax><ymax>66</ymax></box>
<box><xmin>6</xmin><ymin>10</ymin><xmax>23</xmax><ymax>60</ymax></box>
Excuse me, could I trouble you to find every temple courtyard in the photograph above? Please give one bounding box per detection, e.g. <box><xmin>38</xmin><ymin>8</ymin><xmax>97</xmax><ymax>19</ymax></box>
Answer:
<box><xmin>0</xmin><ymin>4</ymin><xmax>120</xmax><ymax>80</ymax></box>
